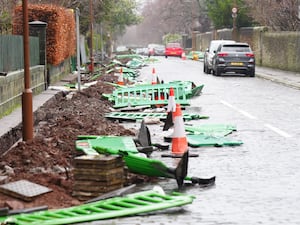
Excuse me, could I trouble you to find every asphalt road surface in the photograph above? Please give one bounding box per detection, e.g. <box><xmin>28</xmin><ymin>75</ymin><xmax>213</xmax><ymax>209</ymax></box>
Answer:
<box><xmin>83</xmin><ymin>56</ymin><xmax>300</xmax><ymax>225</ymax></box>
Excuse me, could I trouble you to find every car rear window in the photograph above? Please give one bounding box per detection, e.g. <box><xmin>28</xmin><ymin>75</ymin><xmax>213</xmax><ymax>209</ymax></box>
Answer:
<box><xmin>166</xmin><ymin>43</ymin><xmax>181</xmax><ymax>48</ymax></box>
<box><xmin>221</xmin><ymin>45</ymin><xmax>251</xmax><ymax>52</ymax></box>
<box><xmin>210</xmin><ymin>42</ymin><xmax>222</xmax><ymax>52</ymax></box>
<box><xmin>209</xmin><ymin>40</ymin><xmax>235</xmax><ymax>52</ymax></box>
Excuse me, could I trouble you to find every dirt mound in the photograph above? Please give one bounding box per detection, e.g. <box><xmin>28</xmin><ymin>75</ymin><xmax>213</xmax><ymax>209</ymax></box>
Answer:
<box><xmin>0</xmin><ymin>74</ymin><xmax>143</xmax><ymax>210</ymax></box>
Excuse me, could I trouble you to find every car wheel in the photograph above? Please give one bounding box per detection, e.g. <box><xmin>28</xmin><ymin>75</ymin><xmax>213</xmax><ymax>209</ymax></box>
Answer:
<box><xmin>165</xmin><ymin>55</ymin><xmax>168</xmax><ymax>58</ymax></box>
<box><xmin>207</xmin><ymin>68</ymin><xmax>212</xmax><ymax>74</ymax></box>
<box><xmin>248</xmin><ymin>69</ymin><xmax>255</xmax><ymax>77</ymax></box>
<box><xmin>215</xmin><ymin>68</ymin><xmax>222</xmax><ymax>76</ymax></box>
<box><xmin>203</xmin><ymin>64</ymin><xmax>207</xmax><ymax>73</ymax></box>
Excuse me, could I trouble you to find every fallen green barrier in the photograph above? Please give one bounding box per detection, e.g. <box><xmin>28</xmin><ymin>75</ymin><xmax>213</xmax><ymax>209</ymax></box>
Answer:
<box><xmin>185</xmin><ymin>124</ymin><xmax>237</xmax><ymax>137</ymax></box>
<box><xmin>169</xmin><ymin>81</ymin><xmax>204</xmax><ymax>98</ymax></box>
<box><xmin>1</xmin><ymin>187</ymin><xmax>195</xmax><ymax>225</ymax></box>
<box><xmin>110</xmin><ymin>82</ymin><xmax>190</xmax><ymax>108</ymax></box>
<box><xmin>187</xmin><ymin>134</ymin><xmax>243</xmax><ymax>147</ymax></box>
<box><xmin>105</xmin><ymin>111</ymin><xmax>209</xmax><ymax>121</ymax></box>
<box><xmin>75</xmin><ymin>136</ymin><xmax>215</xmax><ymax>188</ymax></box>
<box><xmin>76</xmin><ymin>136</ymin><xmax>139</xmax><ymax>155</ymax></box>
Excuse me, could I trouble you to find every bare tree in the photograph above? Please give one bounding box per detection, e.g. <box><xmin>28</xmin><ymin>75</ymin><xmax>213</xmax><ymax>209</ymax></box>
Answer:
<box><xmin>134</xmin><ymin>0</ymin><xmax>210</xmax><ymax>44</ymax></box>
<box><xmin>0</xmin><ymin>0</ymin><xmax>19</xmax><ymax>33</ymax></box>
<box><xmin>245</xmin><ymin>0</ymin><xmax>300</xmax><ymax>31</ymax></box>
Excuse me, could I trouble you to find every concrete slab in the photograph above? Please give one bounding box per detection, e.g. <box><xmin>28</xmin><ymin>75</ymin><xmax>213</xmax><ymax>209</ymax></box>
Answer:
<box><xmin>0</xmin><ymin>179</ymin><xmax>52</xmax><ymax>201</ymax></box>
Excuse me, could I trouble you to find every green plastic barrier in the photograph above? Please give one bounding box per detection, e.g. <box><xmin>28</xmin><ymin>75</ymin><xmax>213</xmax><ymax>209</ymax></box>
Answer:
<box><xmin>75</xmin><ymin>137</ymin><xmax>216</xmax><ymax>188</ymax></box>
<box><xmin>111</xmin><ymin>82</ymin><xmax>190</xmax><ymax>108</ymax></box>
<box><xmin>185</xmin><ymin>124</ymin><xmax>237</xmax><ymax>137</ymax></box>
<box><xmin>76</xmin><ymin>136</ymin><xmax>139</xmax><ymax>155</ymax></box>
<box><xmin>105</xmin><ymin>112</ymin><xmax>209</xmax><ymax>121</ymax></box>
<box><xmin>187</xmin><ymin>134</ymin><xmax>243</xmax><ymax>147</ymax></box>
<box><xmin>2</xmin><ymin>187</ymin><xmax>194</xmax><ymax>225</ymax></box>
<box><xmin>126</xmin><ymin>58</ymin><xmax>145</xmax><ymax>69</ymax></box>
<box><xmin>169</xmin><ymin>81</ymin><xmax>204</xmax><ymax>98</ymax></box>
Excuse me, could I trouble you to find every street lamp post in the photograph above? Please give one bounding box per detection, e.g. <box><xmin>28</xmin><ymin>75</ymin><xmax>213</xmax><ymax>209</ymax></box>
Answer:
<box><xmin>22</xmin><ymin>0</ymin><xmax>34</xmax><ymax>141</ymax></box>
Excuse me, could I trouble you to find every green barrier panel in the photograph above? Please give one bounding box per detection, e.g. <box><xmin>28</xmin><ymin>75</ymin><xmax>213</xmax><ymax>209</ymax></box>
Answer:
<box><xmin>76</xmin><ymin>136</ymin><xmax>139</xmax><ymax>155</ymax></box>
<box><xmin>75</xmin><ymin>138</ymin><xmax>216</xmax><ymax>187</ymax></box>
<box><xmin>190</xmin><ymin>84</ymin><xmax>204</xmax><ymax>97</ymax></box>
<box><xmin>185</xmin><ymin>124</ymin><xmax>237</xmax><ymax>137</ymax></box>
<box><xmin>75</xmin><ymin>136</ymin><xmax>177</xmax><ymax>178</ymax></box>
<box><xmin>169</xmin><ymin>81</ymin><xmax>204</xmax><ymax>98</ymax></box>
<box><xmin>187</xmin><ymin>134</ymin><xmax>243</xmax><ymax>147</ymax></box>
<box><xmin>111</xmin><ymin>83</ymin><xmax>190</xmax><ymax>108</ymax></box>
<box><xmin>2</xmin><ymin>188</ymin><xmax>194</xmax><ymax>225</ymax></box>
<box><xmin>122</xmin><ymin>152</ymin><xmax>171</xmax><ymax>177</ymax></box>
<box><xmin>105</xmin><ymin>112</ymin><xmax>209</xmax><ymax>121</ymax></box>
<box><xmin>126</xmin><ymin>59</ymin><xmax>145</xmax><ymax>69</ymax></box>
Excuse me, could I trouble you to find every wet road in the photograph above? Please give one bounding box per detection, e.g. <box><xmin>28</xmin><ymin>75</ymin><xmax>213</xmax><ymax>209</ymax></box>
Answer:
<box><xmin>85</xmin><ymin>57</ymin><xmax>300</xmax><ymax>225</ymax></box>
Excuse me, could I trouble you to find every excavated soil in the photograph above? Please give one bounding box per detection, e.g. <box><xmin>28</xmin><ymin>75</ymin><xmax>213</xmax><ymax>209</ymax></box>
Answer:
<box><xmin>0</xmin><ymin>73</ymin><xmax>150</xmax><ymax>211</ymax></box>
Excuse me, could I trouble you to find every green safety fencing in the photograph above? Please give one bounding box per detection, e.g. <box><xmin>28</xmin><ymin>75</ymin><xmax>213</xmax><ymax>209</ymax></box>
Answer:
<box><xmin>75</xmin><ymin>137</ymin><xmax>215</xmax><ymax>187</ymax></box>
<box><xmin>126</xmin><ymin>58</ymin><xmax>145</xmax><ymax>69</ymax></box>
<box><xmin>168</xmin><ymin>81</ymin><xmax>204</xmax><ymax>98</ymax></box>
<box><xmin>105</xmin><ymin>112</ymin><xmax>209</xmax><ymax>121</ymax></box>
<box><xmin>1</xmin><ymin>188</ymin><xmax>194</xmax><ymax>225</ymax></box>
<box><xmin>187</xmin><ymin>134</ymin><xmax>243</xmax><ymax>147</ymax></box>
<box><xmin>76</xmin><ymin>136</ymin><xmax>139</xmax><ymax>156</ymax></box>
<box><xmin>108</xmin><ymin>82</ymin><xmax>191</xmax><ymax>108</ymax></box>
<box><xmin>185</xmin><ymin>124</ymin><xmax>237</xmax><ymax>137</ymax></box>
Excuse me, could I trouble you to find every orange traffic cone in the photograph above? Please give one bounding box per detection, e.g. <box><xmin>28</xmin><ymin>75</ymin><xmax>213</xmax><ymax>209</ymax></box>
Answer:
<box><xmin>162</xmin><ymin>103</ymin><xmax>199</xmax><ymax>157</ymax></box>
<box><xmin>167</xmin><ymin>87</ymin><xmax>176</xmax><ymax>113</ymax></box>
<box><xmin>171</xmin><ymin>104</ymin><xmax>188</xmax><ymax>155</ymax></box>
<box><xmin>117</xmin><ymin>67</ymin><xmax>124</xmax><ymax>85</ymax></box>
<box><xmin>181</xmin><ymin>52</ymin><xmax>186</xmax><ymax>60</ymax></box>
<box><xmin>151</xmin><ymin>68</ymin><xmax>157</xmax><ymax>85</ymax></box>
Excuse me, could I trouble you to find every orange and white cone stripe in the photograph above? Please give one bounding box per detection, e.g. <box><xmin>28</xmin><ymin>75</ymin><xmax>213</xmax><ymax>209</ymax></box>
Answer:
<box><xmin>117</xmin><ymin>67</ymin><xmax>124</xmax><ymax>85</ymax></box>
<box><xmin>171</xmin><ymin>104</ymin><xmax>188</xmax><ymax>154</ymax></box>
<box><xmin>167</xmin><ymin>87</ymin><xmax>176</xmax><ymax>112</ymax></box>
<box><xmin>151</xmin><ymin>68</ymin><xmax>157</xmax><ymax>85</ymax></box>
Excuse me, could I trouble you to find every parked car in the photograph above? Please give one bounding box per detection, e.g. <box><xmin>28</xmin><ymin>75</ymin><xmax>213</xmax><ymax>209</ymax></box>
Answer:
<box><xmin>148</xmin><ymin>43</ymin><xmax>164</xmax><ymax>56</ymax></box>
<box><xmin>203</xmin><ymin>40</ymin><xmax>235</xmax><ymax>74</ymax></box>
<box><xmin>211</xmin><ymin>42</ymin><xmax>255</xmax><ymax>77</ymax></box>
<box><xmin>153</xmin><ymin>44</ymin><xmax>165</xmax><ymax>56</ymax></box>
<box><xmin>165</xmin><ymin>43</ymin><xmax>183</xmax><ymax>58</ymax></box>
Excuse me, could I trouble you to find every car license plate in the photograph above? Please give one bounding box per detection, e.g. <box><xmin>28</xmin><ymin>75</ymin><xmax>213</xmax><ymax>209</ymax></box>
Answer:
<box><xmin>231</xmin><ymin>62</ymin><xmax>243</xmax><ymax>66</ymax></box>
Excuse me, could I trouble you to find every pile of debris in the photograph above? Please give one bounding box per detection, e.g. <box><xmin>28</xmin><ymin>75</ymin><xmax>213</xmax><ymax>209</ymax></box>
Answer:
<box><xmin>0</xmin><ymin>73</ymin><xmax>144</xmax><ymax>210</ymax></box>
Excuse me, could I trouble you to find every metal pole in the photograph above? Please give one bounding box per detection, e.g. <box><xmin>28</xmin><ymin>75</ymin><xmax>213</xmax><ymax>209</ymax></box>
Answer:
<box><xmin>232</xmin><ymin>0</ymin><xmax>238</xmax><ymax>41</ymax></box>
<box><xmin>22</xmin><ymin>0</ymin><xmax>34</xmax><ymax>141</ymax></box>
<box><xmin>76</xmin><ymin>8</ymin><xmax>81</xmax><ymax>91</ymax></box>
<box><xmin>100</xmin><ymin>23</ymin><xmax>104</xmax><ymax>61</ymax></box>
<box><xmin>89</xmin><ymin>0</ymin><xmax>94</xmax><ymax>73</ymax></box>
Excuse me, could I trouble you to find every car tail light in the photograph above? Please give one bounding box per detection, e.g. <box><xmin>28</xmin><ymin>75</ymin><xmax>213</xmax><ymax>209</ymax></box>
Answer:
<box><xmin>218</xmin><ymin>52</ymin><xmax>228</xmax><ymax>57</ymax></box>
<box><xmin>245</xmin><ymin>53</ymin><xmax>254</xmax><ymax>57</ymax></box>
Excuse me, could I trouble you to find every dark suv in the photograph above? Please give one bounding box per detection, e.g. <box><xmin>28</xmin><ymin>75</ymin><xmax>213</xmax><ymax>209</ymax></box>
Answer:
<box><xmin>203</xmin><ymin>40</ymin><xmax>235</xmax><ymax>74</ymax></box>
<box><xmin>212</xmin><ymin>42</ymin><xmax>255</xmax><ymax>77</ymax></box>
